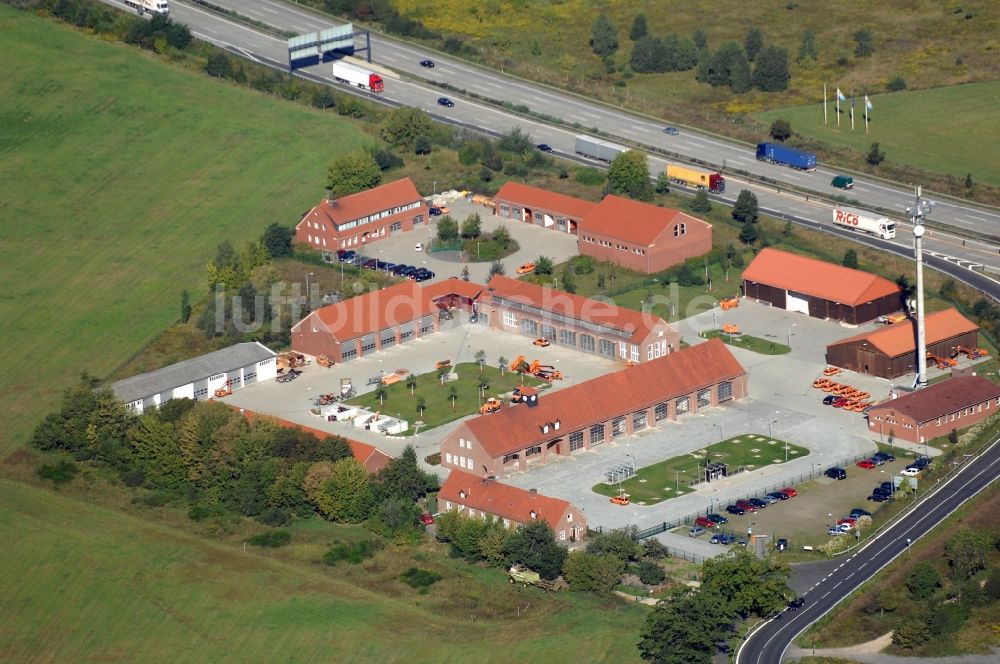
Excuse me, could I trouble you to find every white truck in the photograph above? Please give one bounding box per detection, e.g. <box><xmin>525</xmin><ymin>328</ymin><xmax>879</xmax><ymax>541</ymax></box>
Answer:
<box><xmin>331</xmin><ymin>61</ymin><xmax>384</xmax><ymax>93</ymax></box>
<box><xmin>574</xmin><ymin>135</ymin><xmax>627</xmax><ymax>163</ymax></box>
<box><xmin>832</xmin><ymin>206</ymin><xmax>896</xmax><ymax>240</ymax></box>
<box><xmin>123</xmin><ymin>0</ymin><xmax>170</xmax><ymax>15</ymax></box>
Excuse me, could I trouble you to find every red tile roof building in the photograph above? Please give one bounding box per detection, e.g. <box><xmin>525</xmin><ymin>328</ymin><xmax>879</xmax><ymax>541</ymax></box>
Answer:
<box><xmin>826</xmin><ymin>309</ymin><xmax>980</xmax><ymax>379</ymax></box>
<box><xmin>294</xmin><ymin>178</ymin><xmax>429</xmax><ymax>258</ymax></box>
<box><xmin>579</xmin><ymin>195</ymin><xmax>713</xmax><ymax>274</ymax></box>
<box><xmin>742</xmin><ymin>248</ymin><xmax>903</xmax><ymax>324</ymax></box>
<box><xmin>480</xmin><ymin>275</ymin><xmax>679</xmax><ymax>364</ymax></box>
<box><xmin>421</xmin><ymin>278</ymin><xmax>486</xmax><ymax>313</ymax></box>
<box><xmin>438</xmin><ymin>470</ymin><xmax>587</xmax><ymax>541</ymax></box>
<box><xmin>440</xmin><ymin>338</ymin><xmax>747</xmax><ymax>477</ymax></box>
<box><xmin>291</xmin><ymin>281</ymin><xmax>438</xmax><ymax>363</ymax></box>
<box><xmin>866</xmin><ymin>376</ymin><xmax>1000</xmax><ymax>444</ymax></box>
<box><xmin>493</xmin><ymin>182</ymin><xmax>597</xmax><ymax>235</ymax></box>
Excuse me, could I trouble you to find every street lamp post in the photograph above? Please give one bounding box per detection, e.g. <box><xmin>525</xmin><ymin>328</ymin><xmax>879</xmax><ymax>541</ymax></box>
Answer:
<box><xmin>712</xmin><ymin>423</ymin><xmax>724</xmax><ymax>441</ymax></box>
<box><xmin>786</xmin><ymin>323</ymin><xmax>797</xmax><ymax>348</ymax></box>
<box><xmin>433</xmin><ymin>181</ymin><xmax>437</xmax><ymax>196</ymax></box>
<box><xmin>768</xmin><ymin>418</ymin><xmax>778</xmax><ymax>439</ymax></box>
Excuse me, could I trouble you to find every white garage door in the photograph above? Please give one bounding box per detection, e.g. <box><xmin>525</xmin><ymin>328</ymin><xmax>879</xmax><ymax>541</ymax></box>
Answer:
<box><xmin>785</xmin><ymin>291</ymin><xmax>809</xmax><ymax>315</ymax></box>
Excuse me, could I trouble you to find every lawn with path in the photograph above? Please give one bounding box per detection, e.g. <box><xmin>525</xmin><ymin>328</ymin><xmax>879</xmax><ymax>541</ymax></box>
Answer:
<box><xmin>346</xmin><ymin>363</ymin><xmax>545</xmax><ymax>433</ymax></box>
<box><xmin>593</xmin><ymin>435</ymin><xmax>809</xmax><ymax>505</ymax></box>
<box><xmin>700</xmin><ymin>330</ymin><xmax>791</xmax><ymax>355</ymax></box>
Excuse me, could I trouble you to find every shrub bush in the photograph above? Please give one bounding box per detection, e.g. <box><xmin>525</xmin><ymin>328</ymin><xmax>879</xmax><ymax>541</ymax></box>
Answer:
<box><xmin>37</xmin><ymin>460</ymin><xmax>79</xmax><ymax>486</ymax></box>
<box><xmin>323</xmin><ymin>539</ymin><xmax>379</xmax><ymax>565</ymax></box>
<box><xmin>399</xmin><ymin>567</ymin><xmax>443</xmax><ymax>590</ymax></box>
<box><xmin>575</xmin><ymin>168</ymin><xmax>606</xmax><ymax>186</ymax></box>
<box><xmin>637</xmin><ymin>560</ymin><xmax>666</xmax><ymax>585</ymax></box>
<box><xmin>121</xmin><ymin>469</ymin><xmax>145</xmax><ymax>488</ymax></box>
<box><xmin>568</xmin><ymin>255</ymin><xmax>596</xmax><ymax>275</ymax></box>
<box><xmin>248</xmin><ymin>530</ymin><xmax>292</xmax><ymax>548</ymax></box>
<box><xmin>258</xmin><ymin>507</ymin><xmax>292</xmax><ymax>527</ymax></box>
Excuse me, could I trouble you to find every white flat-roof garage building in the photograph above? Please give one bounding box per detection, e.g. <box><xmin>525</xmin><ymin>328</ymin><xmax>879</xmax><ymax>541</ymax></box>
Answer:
<box><xmin>111</xmin><ymin>342</ymin><xmax>277</xmax><ymax>413</ymax></box>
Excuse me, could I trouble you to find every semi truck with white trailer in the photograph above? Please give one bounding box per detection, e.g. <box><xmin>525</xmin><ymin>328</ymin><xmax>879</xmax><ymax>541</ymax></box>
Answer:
<box><xmin>331</xmin><ymin>61</ymin><xmax>384</xmax><ymax>93</ymax></box>
<box><xmin>575</xmin><ymin>135</ymin><xmax>627</xmax><ymax>163</ymax></box>
<box><xmin>833</xmin><ymin>206</ymin><xmax>896</xmax><ymax>240</ymax></box>
<box><xmin>665</xmin><ymin>164</ymin><xmax>726</xmax><ymax>193</ymax></box>
<box><xmin>123</xmin><ymin>0</ymin><xmax>169</xmax><ymax>15</ymax></box>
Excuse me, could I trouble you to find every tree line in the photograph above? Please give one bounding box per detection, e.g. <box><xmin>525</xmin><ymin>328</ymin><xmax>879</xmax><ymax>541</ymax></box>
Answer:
<box><xmin>32</xmin><ymin>383</ymin><xmax>437</xmax><ymax>535</ymax></box>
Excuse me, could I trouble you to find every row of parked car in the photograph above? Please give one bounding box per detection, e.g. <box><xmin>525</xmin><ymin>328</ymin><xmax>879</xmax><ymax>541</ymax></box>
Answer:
<box><xmin>336</xmin><ymin>250</ymin><xmax>436</xmax><ymax>282</ymax></box>
<box><xmin>724</xmin><ymin>486</ymin><xmax>799</xmax><ymax>516</ymax></box>
<box><xmin>826</xmin><ymin>507</ymin><xmax>873</xmax><ymax>536</ymax></box>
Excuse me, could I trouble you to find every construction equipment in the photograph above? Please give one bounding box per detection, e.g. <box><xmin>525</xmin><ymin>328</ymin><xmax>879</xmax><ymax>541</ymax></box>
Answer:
<box><xmin>720</xmin><ymin>297</ymin><xmax>739</xmax><ymax>310</ymax></box>
<box><xmin>340</xmin><ymin>378</ymin><xmax>355</xmax><ymax>399</ymax></box>
<box><xmin>876</xmin><ymin>313</ymin><xmax>908</xmax><ymax>325</ymax></box>
<box><xmin>533</xmin><ymin>337</ymin><xmax>550</xmax><ymax>347</ymax></box>
<box><xmin>926</xmin><ymin>351</ymin><xmax>957</xmax><ymax>369</ymax></box>
<box><xmin>479</xmin><ymin>397</ymin><xmax>502</xmax><ymax>414</ymax></box>
<box><xmin>381</xmin><ymin>369</ymin><xmax>410</xmax><ymax>386</ymax></box>
<box><xmin>508</xmin><ymin>565</ymin><xmax>559</xmax><ymax>591</ymax></box>
<box><xmin>822</xmin><ymin>366</ymin><xmax>842</xmax><ymax>376</ymax></box>
<box><xmin>316</xmin><ymin>354</ymin><xmax>334</xmax><ymax>368</ymax></box>
<box><xmin>533</xmin><ymin>365</ymin><xmax>563</xmax><ymax>381</ymax></box>
<box><xmin>213</xmin><ymin>381</ymin><xmax>232</xmax><ymax>398</ymax></box>
<box><xmin>509</xmin><ymin>355</ymin><xmax>526</xmax><ymax>372</ymax></box>
<box><xmin>953</xmin><ymin>345</ymin><xmax>987</xmax><ymax>360</ymax></box>
<box><xmin>722</xmin><ymin>323</ymin><xmax>741</xmax><ymax>335</ymax></box>
<box><xmin>435</xmin><ymin>359</ymin><xmax>452</xmax><ymax>370</ymax></box>
<box><xmin>611</xmin><ymin>495</ymin><xmax>630</xmax><ymax>506</ymax></box>
<box><xmin>276</xmin><ymin>352</ymin><xmax>307</xmax><ymax>373</ymax></box>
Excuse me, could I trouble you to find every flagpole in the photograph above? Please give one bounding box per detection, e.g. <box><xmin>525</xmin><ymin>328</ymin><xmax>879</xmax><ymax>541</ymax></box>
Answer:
<box><xmin>851</xmin><ymin>88</ymin><xmax>855</xmax><ymax>131</ymax></box>
<box><xmin>865</xmin><ymin>94</ymin><xmax>869</xmax><ymax>133</ymax></box>
<box><xmin>824</xmin><ymin>84</ymin><xmax>828</xmax><ymax>124</ymax></box>
<box><xmin>836</xmin><ymin>92</ymin><xmax>840</xmax><ymax>126</ymax></box>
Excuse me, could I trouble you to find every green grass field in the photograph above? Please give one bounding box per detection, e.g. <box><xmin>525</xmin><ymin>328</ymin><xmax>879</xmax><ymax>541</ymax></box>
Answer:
<box><xmin>755</xmin><ymin>81</ymin><xmax>1000</xmax><ymax>186</ymax></box>
<box><xmin>0</xmin><ymin>477</ymin><xmax>646</xmax><ymax>663</ymax></box>
<box><xmin>593</xmin><ymin>435</ymin><xmax>808</xmax><ymax>504</ymax></box>
<box><xmin>346</xmin><ymin>363</ymin><xmax>544</xmax><ymax>433</ymax></box>
<box><xmin>0</xmin><ymin>6</ymin><xmax>372</xmax><ymax>457</ymax></box>
<box><xmin>701</xmin><ymin>330</ymin><xmax>790</xmax><ymax>355</ymax></box>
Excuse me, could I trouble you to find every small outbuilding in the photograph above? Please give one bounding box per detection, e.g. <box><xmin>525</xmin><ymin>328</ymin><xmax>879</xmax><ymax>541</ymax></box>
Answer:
<box><xmin>825</xmin><ymin>308</ymin><xmax>980</xmax><ymax>379</ymax></box>
<box><xmin>493</xmin><ymin>182</ymin><xmax>597</xmax><ymax>235</ymax></box>
<box><xmin>742</xmin><ymin>248</ymin><xmax>903</xmax><ymax>324</ymax></box>
<box><xmin>866</xmin><ymin>375</ymin><xmax>1000</xmax><ymax>444</ymax></box>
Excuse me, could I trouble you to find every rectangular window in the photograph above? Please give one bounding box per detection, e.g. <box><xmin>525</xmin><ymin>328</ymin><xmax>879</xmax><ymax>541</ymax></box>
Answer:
<box><xmin>697</xmin><ymin>389</ymin><xmax>711</xmax><ymax>408</ymax></box>
<box><xmin>559</xmin><ymin>329</ymin><xmax>577</xmax><ymax>346</ymax></box>
<box><xmin>647</xmin><ymin>344</ymin><xmax>654</xmax><ymax>360</ymax></box>
<box><xmin>599</xmin><ymin>338</ymin><xmax>616</xmax><ymax>357</ymax></box>
<box><xmin>446</xmin><ymin>453</ymin><xmax>453</xmax><ymax>464</ymax></box>
<box><xmin>631</xmin><ymin>345</ymin><xmax>640</xmax><ymax>363</ymax></box>
<box><xmin>632</xmin><ymin>410</ymin><xmax>647</xmax><ymax>430</ymax></box>
<box><xmin>654</xmin><ymin>402</ymin><xmax>668</xmax><ymax>422</ymax></box>
<box><xmin>611</xmin><ymin>416</ymin><xmax>626</xmax><ymax>438</ymax></box>
<box><xmin>581</xmin><ymin>334</ymin><xmax>596</xmax><ymax>352</ymax></box>
<box><xmin>520</xmin><ymin>318</ymin><xmax>538</xmax><ymax>336</ymax></box>
<box><xmin>446</xmin><ymin>501</ymin><xmax>452</xmax><ymax>510</ymax></box>
<box><xmin>559</xmin><ymin>530</ymin><xmax>566</xmax><ymax>541</ymax></box>
<box><xmin>390</xmin><ymin>221</ymin><xmax>402</xmax><ymax>232</ymax></box>
<box><xmin>525</xmin><ymin>446</ymin><xmax>541</xmax><ymax>457</ymax></box>
<box><xmin>569</xmin><ymin>431</ymin><xmax>584</xmax><ymax>452</ymax></box>
<box><xmin>590</xmin><ymin>423</ymin><xmax>606</xmax><ymax>444</ymax></box>
<box><xmin>619</xmin><ymin>343</ymin><xmax>627</xmax><ymax>359</ymax></box>
<box><xmin>540</xmin><ymin>324</ymin><xmax>556</xmax><ymax>341</ymax></box>
<box><xmin>676</xmin><ymin>396</ymin><xmax>690</xmax><ymax>414</ymax></box>
<box><xmin>718</xmin><ymin>381</ymin><xmax>733</xmax><ymax>402</ymax></box>
<box><xmin>466</xmin><ymin>440</ymin><xmax>473</xmax><ymax>450</ymax></box>
<box><xmin>503</xmin><ymin>311</ymin><xmax>517</xmax><ymax>327</ymax></box>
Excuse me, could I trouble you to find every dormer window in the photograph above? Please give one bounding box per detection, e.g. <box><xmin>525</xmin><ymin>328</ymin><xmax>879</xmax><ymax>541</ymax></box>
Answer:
<box><xmin>541</xmin><ymin>423</ymin><xmax>550</xmax><ymax>434</ymax></box>
<box><xmin>553</xmin><ymin>420</ymin><xmax>560</xmax><ymax>430</ymax></box>
<box><xmin>529</xmin><ymin>510</ymin><xmax>537</xmax><ymax>520</ymax></box>
<box><xmin>459</xmin><ymin>490</ymin><xmax>466</xmax><ymax>499</ymax></box>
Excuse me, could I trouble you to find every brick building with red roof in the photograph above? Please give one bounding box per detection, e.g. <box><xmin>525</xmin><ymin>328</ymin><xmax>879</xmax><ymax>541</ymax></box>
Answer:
<box><xmin>826</xmin><ymin>308</ymin><xmax>980</xmax><ymax>379</ymax></box>
<box><xmin>438</xmin><ymin>469</ymin><xmax>587</xmax><ymax>541</ymax></box>
<box><xmin>420</xmin><ymin>278</ymin><xmax>486</xmax><ymax>313</ymax></box>
<box><xmin>578</xmin><ymin>195</ymin><xmax>713</xmax><ymax>274</ymax></box>
<box><xmin>480</xmin><ymin>275</ymin><xmax>679</xmax><ymax>364</ymax></box>
<box><xmin>866</xmin><ymin>376</ymin><xmax>1000</xmax><ymax>444</ymax></box>
<box><xmin>493</xmin><ymin>182</ymin><xmax>597</xmax><ymax>235</ymax></box>
<box><xmin>440</xmin><ymin>338</ymin><xmax>747</xmax><ymax>477</ymax></box>
<box><xmin>742</xmin><ymin>248</ymin><xmax>903</xmax><ymax>324</ymax></box>
<box><xmin>291</xmin><ymin>281</ymin><xmax>438</xmax><ymax>363</ymax></box>
<box><xmin>294</xmin><ymin>177</ymin><xmax>429</xmax><ymax>258</ymax></box>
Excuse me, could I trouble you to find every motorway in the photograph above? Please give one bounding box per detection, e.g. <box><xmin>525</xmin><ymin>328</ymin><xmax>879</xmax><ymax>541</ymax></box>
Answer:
<box><xmin>168</xmin><ymin>0</ymin><xmax>1000</xmax><ymax>238</ymax></box>
<box><xmin>104</xmin><ymin>0</ymin><xmax>1000</xmax><ymax>280</ymax></box>
<box><xmin>736</xmin><ymin>439</ymin><xmax>1000</xmax><ymax>664</ymax></box>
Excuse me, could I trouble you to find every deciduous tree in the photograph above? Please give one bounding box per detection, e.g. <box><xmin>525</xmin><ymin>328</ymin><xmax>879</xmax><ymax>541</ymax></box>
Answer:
<box><xmin>436</xmin><ymin>215</ymin><xmax>459</xmax><ymax>242</ymax></box>
<box><xmin>906</xmin><ymin>561</ymin><xmax>941</xmax><ymax>599</ymax></box>
<box><xmin>562</xmin><ymin>551</ymin><xmax>624</xmax><ymax>593</ymax></box>
<box><xmin>700</xmin><ymin>548</ymin><xmax>790</xmax><ymax>618</ymax></box>
<box><xmin>261</xmin><ymin>223</ymin><xmax>293</xmax><ymax>258</ymax></box>
<box><xmin>503</xmin><ymin>521</ymin><xmax>567</xmax><ymax>580</ymax></box>
<box><xmin>769</xmin><ymin>119</ymin><xmax>792</xmax><ymax>142</ymax></box>
<box><xmin>608</xmin><ymin>150</ymin><xmax>653</xmax><ymax>201</ymax></box>
<box><xmin>945</xmin><ymin>529</ymin><xmax>991</xmax><ymax>581</ymax></box>
<box><xmin>380</xmin><ymin>107</ymin><xmax>433</xmax><ymax>148</ymax></box>
<box><xmin>326</xmin><ymin>151</ymin><xmax>382</xmax><ymax>198</ymax></box>
<box><xmin>732</xmin><ymin>189</ymin><xmax>759</xmax><ymax>224</ymax></box>
<box><xmin>590</xmin><ymin>14</ymin><xmax>619</xmax><ymax>58</ymax></box>
<box><xmin>638</xmin><ymin>588</ymin><xmax>736</xmax><ymax>663</ymax></box>
<box><xmin>460</xmin><ymin>213</ymin><xmax>482</xmax><ymax>239</ymax></box>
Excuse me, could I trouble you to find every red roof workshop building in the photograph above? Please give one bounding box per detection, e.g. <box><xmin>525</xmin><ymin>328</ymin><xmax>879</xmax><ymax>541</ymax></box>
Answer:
<box><xmin>294</xmin><ymin>178</ymin><xmax>428</xmax><ymax>258</ymax></box>
<box><xmin>825</xmin><ymin>308</ymin><xmax>980</xmax><ymax>379</ymax></box>
<box><xmin>493</xmin><ymin>182</ymin><xmax>597</xmax><ymax>235</ymax></box>
<box><xmin>866</xmin><ymin>376</ymin><xmax>1000</xmax><ymax>444</ymax></box>
<box><xmin>742</xmin><ymin>248</ymin><xmax>903</xmax><ymax>324</ymax></box>
<box><xmin>438</xmin><ymin>470</ymin><xmax>587</xmax><ymax>541</ymax></box>
<box><xmin>440</xmin><ymin>338</ymin><xmax>747</xmax><ymax>477</ymax></box>
<box><xmin>291</xmin><ymin>281</ymin><xmax>438</xmax><ymax>363</ymax></box>
<box><xmin>420</xmin><ymin>278</ymin><xmax>486</xmax><ymax>313</ymax></box>
<box><xmin>578</xmin><ymin>195</ymin><xmax>713</xmax><ymax>274</ymax></box>
<box><xmin>480</xmin><ymin>275</ymin><xmax>679</xmax><ymax>364</ymax></box>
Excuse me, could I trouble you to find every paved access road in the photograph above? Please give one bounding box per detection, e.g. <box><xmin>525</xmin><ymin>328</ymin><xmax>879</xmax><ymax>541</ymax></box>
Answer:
<box><xmin>736</xmin><ymin>439</ymin><xmax>1000</xmax><ymax>664</ymax></box>
<box><xmin>158</xmin><ymin>0</ymin><xmax>1000</xmax><ymax>241</ymax></box>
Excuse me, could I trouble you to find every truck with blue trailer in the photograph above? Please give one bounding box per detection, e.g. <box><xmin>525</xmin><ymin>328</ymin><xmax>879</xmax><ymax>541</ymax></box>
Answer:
<box><xmin>755</xmin><ymin>143</ymin><xmax>816</xmax><ymax>171</ymax></box>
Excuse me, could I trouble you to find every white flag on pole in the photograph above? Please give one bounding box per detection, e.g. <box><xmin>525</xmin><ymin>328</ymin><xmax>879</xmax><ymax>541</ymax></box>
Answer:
<box><xmin>836</xmin><ymin>88</ymin><xmax>846</xmax><ymax>101</ymax></box>
<box><xmin>865</xmin><ymin>95</ymin><xmax>874</xmax><ymax>112</ymax></box>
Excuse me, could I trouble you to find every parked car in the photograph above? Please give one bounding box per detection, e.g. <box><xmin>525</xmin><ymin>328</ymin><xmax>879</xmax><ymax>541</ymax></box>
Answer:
<box><xmin>611</xmin><ymin>495</ymin><xmax>630</xmax><ymax>505</ymax></box>
<box><xmin>748</xmin><ymin>498</ymin><xmax>769</xmax><ymax>510</ymax></box>
<box><xmin>837</xmin><ymin>517</ymin><xmax>858</xmax><ymax>529</ymax></box>
<box><xmin>437</xmin><ymin>97</ymin><xmax>455</xmax><ymax>107</ymax></box>
<box><xmin>868</xmin><ymin>493</ymin><xmax>890</xmax><ymax>502</ymax></box>
<box><xmin>536</xmin><ymin>143</ymin><xmax>554</xmax><ymax>153</ymax></box>
<box><xmin>689</xmin><ymin>526</ymin><xmax>708</xmax><ymax>537</ymax></box>
<box><xmin>879</xmin><ymin>481</ymin><xmax>895</xmax><ymax>491</ymax></box>
<box><xmin>398</xmin><ymin>266</ymin><xmax>418</xmax><ymax>277</ymax></box>
<box><xmin>710</xmin><ymin>533</ymin><xmax>735</xmax><ymax>545</ymax></box>
<box><xmin>776</xmin><ymin>538</ymin><xmax>788</xmax><ymax>552</ymax></box>
<box><xmin>822</xmin><ymin>394</ymin><xmax>837</xmax><ymax>405</ymax></box>
<box><xmin>787</xmin><ymin>597</ymin><xmax>805</xmax><ymax>610</ymax></box>
<box><xmin>872</xmin><ymin>487</ymin><xmax>893</xmax><ymax>498</ymax></box>
<box><xmin>429</xmin><ymin>207</ymin><xmax>443</xmax><ymax>216</ymax></box>
<box><xmin>418</xmin><ymin>513</ymin><xmax>435</xmax><ymax>525</ymax></box>
<box><xmin>533</xmin><ymin>337</ymin><xmax>550</xmax><ymax>347</ymax></box>
<box><xmin>827</xmin><ymin>524</ymin><xmax>850</xmax><ymax>536</ymax></box>
<box><xmin>517</xmin><ymin>262</ymin><xmax>536</xmax><ymax>274</ymax></box>
<box><xmin>735</xmin><ymin>499</ymin><xmax>758</xmax><ymax>513</ymax></box>
<box><xmin>380</xmin><ymin>262</ymin><xmax>397</xmax><ymax>273</ymax></box>
<box><xmin>695</xmin><ymin>516</ymin><xmax>716</xmax><ymax>528</ymax></box>
<box><xmin>414</xmin><ymin>271</ymin><xmax>434</xmax><ymax>282</ymax></box>
<box><xmin>419</xmin><ymin>59</ymin><xmax>435</xmax><ymax>68</ymax></box>
<box><xmin>767</xmin><ymin>491</ymin><xmax>790</xmax><ymax>502</ymax></box>
<box><xmin>850</xmin><ymin>508</ymin><xmax>872</xmax><ymax>518</ymax></box>
<box><xmin>362</xmin><ymin>259</ymin><xmax>378</xmax><ymax>270</ymax></box>
<box><xmin>857</xmin><ymin>459</ymin><xmax>877</xmax><ymax>470</ymax></box>
<box><xmin>780</xmin><ymin>487</ymin><xmax>797</xmax><ymax>498</ymax></box>
<box><xmin>391</xmin><ymin>264</ymin><xmax>411</xmax><ymax>275</ymax></box>
<box><xmin>900</xmin><ymin>467</ymin><xmax>920</xmax><ymax>477</ymax></box>
<box><xmin>706</xmin><ymin>513</ymin><xmax>728</xmax><ymax>525</ymax></box>
<box><xmin>759</xmin><ymin>494</ymin><xmax>780</xmax><ymax>505</ymax></box>
<box><xmin>338</xmin><ymin>250</ymin><xmax>356</xmax><ymax>262</ymax></box>
<box><xmin>832</xmin><ymin>396</ymin><xmax>851</xmax><ymax>408</ymax></box>
<box><xmin>873</xmin><ymin>452</ymin><xmax>896</xmax><ymax>463</ymax></box>
<box><xmin>825</xmin><ymin>467</ymin><xmax>847</xmax><ymax>480</ymax></box>
<box><xmin>913</xmin><ymin>457</ymin><xmax>931</xmax><ymax>469</ymax></box>
<box><xmin>663</xmin><ymin>127</ymin><xmax>680</xmax><ymax>135</ymax></box>
<box><xmin>414</xmin><ymin>242</ymin><xmax>424</xmax><ymax>252</ymax></box>
<box><xmin>726</xmin><ymin>504</ymin><xmax>746</xmax><ymax>515</ymax></box>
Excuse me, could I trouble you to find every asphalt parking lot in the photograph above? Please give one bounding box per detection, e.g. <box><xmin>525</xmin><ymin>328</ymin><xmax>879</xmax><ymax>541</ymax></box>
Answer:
<box><xmin>349</xmin><ymin>194</ymin><xmax>580</xmax><ymax>285</ymax></box>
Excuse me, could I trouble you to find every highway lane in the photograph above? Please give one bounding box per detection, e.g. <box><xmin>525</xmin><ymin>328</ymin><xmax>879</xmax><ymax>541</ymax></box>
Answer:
<box><xmin>201</xmin><ymin>0</ymin><xmax>1000</xmax><ymax>239</ymax></box>
<box><xmin>100</xmin><ymin>0</ymin><xmax>1000</xmax><ymax>279</ymax></box>
<box><xmin>737</xmin><ymin>438</ymin><xmax>1000</xmax><ymax>664</ymax></box>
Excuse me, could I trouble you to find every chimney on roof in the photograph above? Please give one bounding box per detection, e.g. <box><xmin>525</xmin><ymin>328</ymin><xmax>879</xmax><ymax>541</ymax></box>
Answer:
<box><xmin>529</xmin><ymin>488</ymin><xmax>537</xmax><ymax>495</ymax></box>
<box><xmin>481</xmin><ymin>477</ymin><xmax>492</xmax><ymax>486</ymax></box>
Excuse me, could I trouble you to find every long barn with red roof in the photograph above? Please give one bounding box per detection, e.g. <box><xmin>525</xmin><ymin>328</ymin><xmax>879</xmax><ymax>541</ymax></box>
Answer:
<box><xmin>742</xmin><ymin>248</ymin><xmax>903</xmax><ymax>324</ymax></box>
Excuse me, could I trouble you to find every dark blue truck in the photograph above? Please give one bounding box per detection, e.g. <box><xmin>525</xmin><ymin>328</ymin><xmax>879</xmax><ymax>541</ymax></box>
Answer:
<box><xmin>755</xmin><ymin>143</ymin><xmax>817</xmax><ymax>171</ymax></box>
